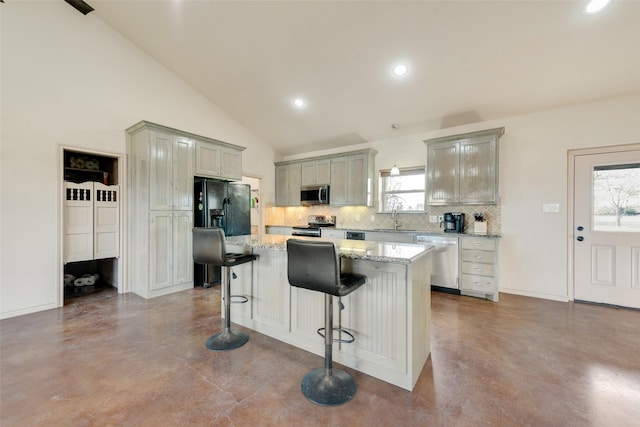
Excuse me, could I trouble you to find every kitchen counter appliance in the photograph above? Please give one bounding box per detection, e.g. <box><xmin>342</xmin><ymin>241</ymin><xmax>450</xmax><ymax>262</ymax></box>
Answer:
<box><xmin>300</xmin><ymin>185</ymin><xmax>330</xmax><ymax>206</ymax></box>
<box><xmin>441</xmin><ymin>212</ymin><xmax>465</xmax><ymax>233</ymax></box>
<box><xmin>292</xmin><ymin>215</ymin><xmax>336</xmax><ymax>238</ymax></box>
<box><xmin>415</xmin><ymin>234</ymin><xmax>459</xmax><ymax>292</ymax></box>
<box><xmin>346</xmin><ymin>231</ymin><xmax>365</xmax><ymax>240</ymax></box>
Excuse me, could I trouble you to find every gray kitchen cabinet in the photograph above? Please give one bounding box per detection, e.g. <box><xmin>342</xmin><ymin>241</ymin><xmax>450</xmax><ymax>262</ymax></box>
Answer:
<box><xmin>148</xmin><ymin>131</ymin><xmax>193</xmax><ymax>211</ymax></box>
<box><xmin>320</xmin><ymin>228</ymin><xmax>345</xmax><ymax>239</ymax></box>
<box><xmin>364</xmin><ymin>231</ymin><xmax>415</xmax><ymax>244</ymax></box>
<box><xmin>194</xmin><ymin>139</ymin><xmax>244</xmax><ymax>181</ymax></box>
<box><xmin>127</xmin><ymin>121</ymin><xmax>199</xmax><ymax>299</ymax></box>
<box><xmin>266</xmin><ymin>226</ymin><xmax>293</xmax><ymax>236</ymax></box>
<box><xmin>275</xmin><ymin>163</ymin><xmax>301</xmax><ymax>206</ymax></box>
<box><xmin>301</xmin><ymin>159</ymin><xmax>330</xmax><ymax>186</ymax></box>
<box><xmin>276</xmin><ymin>148</ymin><xmax>375</xmax><ymax>206</ymax></box>
<box><xmin>459</xmin><ymin>236</ymin><xmax>498</xmax><ymax>302</ymax></box>
<box><xmin>425</xmin><ymin>127</ymin><xmax>503</xmax><ymax>205</ymax></box>
<box><xmin>330</xmin><ymin>149</ymin><xmax>376</xmax><ymax>206</ymax></box>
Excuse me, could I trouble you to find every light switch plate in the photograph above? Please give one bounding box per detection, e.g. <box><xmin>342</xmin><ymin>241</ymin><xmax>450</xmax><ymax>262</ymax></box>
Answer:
<box><xmin>543</xmin><ymin>203</ymin><xmax>560</xmax><ymax>213</ymax></box>
<box><xmin>429</xmin><ymin>215</ymin><xmax>438</xmax><ymax>223</ymax></box>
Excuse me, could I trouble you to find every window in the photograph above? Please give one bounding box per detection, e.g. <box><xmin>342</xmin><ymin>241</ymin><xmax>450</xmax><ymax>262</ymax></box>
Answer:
<box><xmin>592</xmin><ymin>163</ymin><xmax>640</xmax><ymax>232</ymax></box>
<box><xmin>379</xmin><ymin>167</ymin><xmax>425</xmax><ymax>213</ymax></box>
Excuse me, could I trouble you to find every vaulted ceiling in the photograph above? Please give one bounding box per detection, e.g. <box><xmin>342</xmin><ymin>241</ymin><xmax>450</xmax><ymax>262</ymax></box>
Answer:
<box><xmin>91</xmin><ymin>0</ymin><xmax>640</xmax><ymax>156</ymax></box>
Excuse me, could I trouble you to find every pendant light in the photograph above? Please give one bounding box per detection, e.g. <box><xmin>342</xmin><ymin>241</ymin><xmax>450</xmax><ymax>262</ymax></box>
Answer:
<box><xmin>390</xmin><ymin>123</ymin><xmax>400</xmax><ymax>176</ymax></box>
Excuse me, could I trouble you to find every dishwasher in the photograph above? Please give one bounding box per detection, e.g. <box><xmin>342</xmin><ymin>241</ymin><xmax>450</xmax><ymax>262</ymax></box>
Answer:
<box><xmin>415</xmin><ymin>235</ymin><xmax>459</xmax><ymax>293</ymax></box>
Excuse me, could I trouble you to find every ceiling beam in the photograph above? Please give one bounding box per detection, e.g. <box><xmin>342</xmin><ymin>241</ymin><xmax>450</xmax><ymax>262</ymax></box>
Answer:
<box><xmin>64</xmin><ymin>0</ymin><xmax>94</xmax><ymax>15</ymax></box>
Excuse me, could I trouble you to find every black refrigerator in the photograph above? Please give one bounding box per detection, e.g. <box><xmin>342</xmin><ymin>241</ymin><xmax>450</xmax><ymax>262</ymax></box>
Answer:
<box><xmin>194</xmin><ymin>177</ymin><xmax>251</xmax><ymax>287</ymax></box>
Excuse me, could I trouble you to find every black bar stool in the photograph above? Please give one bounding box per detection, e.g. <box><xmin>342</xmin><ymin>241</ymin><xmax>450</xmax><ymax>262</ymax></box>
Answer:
<box><xmin>193</xmin><ymin>227</ymin><xmax>257</xmax><ymax>351</ymax></box>
<box><xmin>286</xmin><ymin>238</ymin><xmax>366</xmax><ymax>406</ymax></box>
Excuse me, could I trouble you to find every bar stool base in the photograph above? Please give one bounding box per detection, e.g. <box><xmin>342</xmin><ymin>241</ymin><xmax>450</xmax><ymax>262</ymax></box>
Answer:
<box><xmin>301</xmin><ymin>368</ymin><xmax>356</xmax><ymax>406</ymax></box>
<box><xmin>205</xmin><ymin>330</ymin><xmax>249</xmax><ymax>351</ymax></box>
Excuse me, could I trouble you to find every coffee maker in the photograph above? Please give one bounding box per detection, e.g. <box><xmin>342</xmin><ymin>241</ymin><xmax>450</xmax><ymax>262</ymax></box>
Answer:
<box><xmin>442</xmin><ymin>212</ymin><xmax>465</xmax><ymax>233</ymax></box>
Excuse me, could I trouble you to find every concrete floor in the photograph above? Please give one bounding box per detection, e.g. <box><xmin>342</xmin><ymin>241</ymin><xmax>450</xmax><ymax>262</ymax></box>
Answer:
<box><xmin>1</xmin><ymin>287</ymin><xmax>639</xmax><ymax>426</ymax></box>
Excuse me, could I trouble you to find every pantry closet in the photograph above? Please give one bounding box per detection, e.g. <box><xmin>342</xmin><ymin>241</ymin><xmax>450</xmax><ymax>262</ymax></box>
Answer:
<box><xmin>63</xmin><ymin>149</ymin><xmax>121</xmax><ymax>300</ymax></box>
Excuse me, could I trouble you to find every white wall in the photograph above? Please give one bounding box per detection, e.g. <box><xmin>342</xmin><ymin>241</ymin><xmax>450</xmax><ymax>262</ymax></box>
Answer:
<box><xmin>0</xmin><ymin>3</ymin><xmax>275</xmax><ymax>318</ymax></box>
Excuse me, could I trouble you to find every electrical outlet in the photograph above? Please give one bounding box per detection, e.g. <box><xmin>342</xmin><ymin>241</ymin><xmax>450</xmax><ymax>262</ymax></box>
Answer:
<box><xmin>355</xmin><ymin>214</ymin><xmax>361</xmax><ymax>222</ymax></box>
<box><xmin>429</xmin><ymin>215</ymin><xmax>438</xmax><ymax>223</ymax></box>
<box><xmin>370</xmin><ymin>215</ymin><xmax>375</xmax><ymax>222</ymax></box>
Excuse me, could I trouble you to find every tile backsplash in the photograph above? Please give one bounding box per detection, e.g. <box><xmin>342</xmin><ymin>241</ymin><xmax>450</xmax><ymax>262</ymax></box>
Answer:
<box><xmin>265</xmin><ymin>204</ymin><xmax>501</xmax><ymax>234</ymax></box>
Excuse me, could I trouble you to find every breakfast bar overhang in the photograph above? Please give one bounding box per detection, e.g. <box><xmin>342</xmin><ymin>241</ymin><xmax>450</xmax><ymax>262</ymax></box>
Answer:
<box><xmin>224</xmin><ymin>235</ymin><xmax>434</xmax><ymax>391</ymax></box>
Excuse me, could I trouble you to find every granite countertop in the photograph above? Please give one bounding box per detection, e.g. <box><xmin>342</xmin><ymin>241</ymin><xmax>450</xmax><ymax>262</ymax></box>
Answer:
<box><xmin>339</xmin><ymin>228</ymin><xmax>501</xmax><ymax>238</ymax></box>
<box><xmin>226</xmin><ymin>235</ymin><xmax>433</xmax><ymax>264</ymax></box>
<box><xmin>265</xmin><ymin>224</ymin><xmax>501</xmax><ymax>238</ymax></box>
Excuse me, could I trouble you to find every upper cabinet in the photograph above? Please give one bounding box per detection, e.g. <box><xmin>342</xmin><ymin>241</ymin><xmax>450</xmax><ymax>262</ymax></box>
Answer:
<box><xmin>425</xmin><ymin>128</ymin><xmax>504</xmax><ymax>205</ymax></box>
<box><xmin>301</xmin><ymin>159</ymin><xmax>330</xmax><ymax>186</ymax></box>
<box><xmin>275</xmin><ymin>163</ymin><xmax>301</xmax><ymax>206</ymax></box>
<box><xmin>275</xmin><ymin>149</ymin><xmax>376</xmax><ymax>207</ymax></box>
<box><xmin>148</xmin><ymin>130</ymin><xmax>194</xmax><ymax>211</ymax></box>
<box><xmin>194</xmin><ymin>139</ymin><xmax>244</xmax><ymax>181</ymax></box>
<box><xmin>330</xmin><ymin>150</ymin><xmax>376</xmax><ymax>206</ymax></box>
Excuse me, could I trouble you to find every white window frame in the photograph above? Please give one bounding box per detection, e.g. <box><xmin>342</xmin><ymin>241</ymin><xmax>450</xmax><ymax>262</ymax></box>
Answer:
<box><xmin>378</xmin><ymin>166</ymin><xmax>426</xmax><ymax>213</ymax></box>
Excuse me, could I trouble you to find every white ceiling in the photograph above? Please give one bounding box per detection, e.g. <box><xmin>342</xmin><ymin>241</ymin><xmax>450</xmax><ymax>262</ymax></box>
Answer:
<box><xmin>90</xmin><ymin>0</ymin><xmax>640</xmax><ymax>156</ymax></box>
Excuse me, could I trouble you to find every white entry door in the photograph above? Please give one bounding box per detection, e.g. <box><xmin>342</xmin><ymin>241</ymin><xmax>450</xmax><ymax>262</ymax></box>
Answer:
<box><xmin>573</xmin><ymin>147</ymin><xmax>640</xmax><ymax>309</ymax></box>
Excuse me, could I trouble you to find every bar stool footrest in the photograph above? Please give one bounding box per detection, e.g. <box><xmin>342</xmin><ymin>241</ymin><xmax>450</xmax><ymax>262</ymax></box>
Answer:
<box><xmin>316</xmin><ymin>327</ymin><xmax>355</xmax><ymax>344</ymax></box>
<box><xmin>229</xmin><ymin>295</ymin><xmax>249</xmax><ymax>304</ymax></box>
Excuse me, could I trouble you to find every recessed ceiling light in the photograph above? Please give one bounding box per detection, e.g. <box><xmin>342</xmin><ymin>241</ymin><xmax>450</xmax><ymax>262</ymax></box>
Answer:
<box><xmin>392</xmin><ymin>63</ymin><xmax>408</xmax><ymax>77</ymax></box>
<box><xmin>292</xmin><ymin>98</ymin><xmax>305</xmax><ymax>108</ymax></box>
<box><xmin>584</xmin><ymin>0</ymin><xmax>612</xmax><ymax>14</ymax></box>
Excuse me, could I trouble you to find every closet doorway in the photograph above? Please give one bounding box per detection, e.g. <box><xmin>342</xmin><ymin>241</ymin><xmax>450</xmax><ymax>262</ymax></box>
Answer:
<box><xmin>61</xmin><ymin>147</ymin><xmax>126</xmax><ymax>303</ymax></box>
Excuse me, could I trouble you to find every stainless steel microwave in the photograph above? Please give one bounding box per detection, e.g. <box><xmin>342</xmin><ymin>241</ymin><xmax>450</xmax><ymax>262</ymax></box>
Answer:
<box><xmin>300</xmin><ymin>185</ymin><xmax>330</xmax><ymax>206</ymax></box>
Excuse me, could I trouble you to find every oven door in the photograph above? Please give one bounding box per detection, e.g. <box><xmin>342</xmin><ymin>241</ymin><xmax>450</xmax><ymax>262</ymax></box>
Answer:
<box><xmin>291</xmin><ymin>227</ymin><xmax>322</xmax><ymax>237</ymax></box>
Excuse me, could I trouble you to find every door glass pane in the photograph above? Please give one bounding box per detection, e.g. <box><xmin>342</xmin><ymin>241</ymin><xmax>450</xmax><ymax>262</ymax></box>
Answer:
<box><xmin>592</xmin><ymin>163</ymin><xmax>640</xmax><ymax>232</ymax></box>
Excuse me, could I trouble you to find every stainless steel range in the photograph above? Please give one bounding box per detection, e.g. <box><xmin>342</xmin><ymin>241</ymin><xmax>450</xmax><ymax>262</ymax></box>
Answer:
<box><xmin>291</xmin><ymin>215</ymin><xmax>336</xmax><ymax>237</ymax></box>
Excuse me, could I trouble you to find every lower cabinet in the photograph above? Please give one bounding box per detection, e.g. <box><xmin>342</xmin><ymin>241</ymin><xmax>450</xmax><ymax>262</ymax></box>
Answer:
<box><xmin>145</xmin><ymin>211</ymin><xmax>193</xmax><ymax>296</ymax></box>
<box><xmin>320</xmin><ymin>228</ymin><xmax>345</xmax><ymax>239</ymax></box>
<box><xmin>460</xmin><ymin>237</ymin><xmax>498</xmax><ymax>301</ymax></box>
<box><xmin>265</xmin><ymin>226</ymin><xmax>293</xmax><ymax>236</ymax></box>
<box><xmin>364</xmin><ymin>231</ymin><xmax>415</xmax><ymax>244</ymax></box>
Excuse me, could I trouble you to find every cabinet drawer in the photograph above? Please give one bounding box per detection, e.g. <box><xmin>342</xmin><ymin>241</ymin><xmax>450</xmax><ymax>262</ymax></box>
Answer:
<box><xmin>461</xmin><ymin>249</ymin><xmax>495</xmax><ymax>264</ymax></box>
<box><xmin>461</xmin><ymin>261</ymin><xmax>494</xmax><ymax>276</ymax></box>
<box><xmin>461</xmin><ymin>237</ymin><xmax>495</xmax><ymax>251</ymax></box>
<box><xmin>461</xmin><ymin>274</ymin><xmax>496</xmax><ymax>292</ymax></box>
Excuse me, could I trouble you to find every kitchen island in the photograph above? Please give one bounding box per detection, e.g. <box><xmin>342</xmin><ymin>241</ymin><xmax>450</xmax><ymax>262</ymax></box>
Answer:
<box><xmin>223</xmin><ymin>234</ymin><xmax>433</xmax><ymax>391</ymax></box>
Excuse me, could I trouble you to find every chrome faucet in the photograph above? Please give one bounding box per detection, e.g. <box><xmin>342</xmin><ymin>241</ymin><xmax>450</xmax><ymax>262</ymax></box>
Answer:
<box><xmin>391</xmin><ymin>206</ymin><xmax>400</xmax><ymax>230</ymax></box>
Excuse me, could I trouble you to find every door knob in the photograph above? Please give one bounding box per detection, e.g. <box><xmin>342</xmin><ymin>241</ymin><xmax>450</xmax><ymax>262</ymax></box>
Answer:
<box><xmin>576</xmin><ymin>236</ymin><xmax>584</xmax><ymax>241</ymax></box>
<box><xmin>577</xmin><ymin>226</ymin><xmax>584</xmax><ymax>231</ymax></box>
